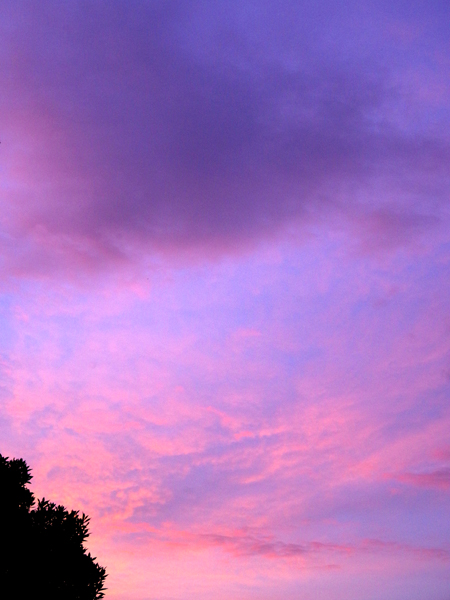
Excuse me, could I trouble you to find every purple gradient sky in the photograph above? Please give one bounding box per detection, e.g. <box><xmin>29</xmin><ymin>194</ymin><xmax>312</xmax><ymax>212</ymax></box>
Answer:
<box><xmin>1</xmin><ymin>2</ymin><xmax>450</xmax><ymax>599</ymax></box>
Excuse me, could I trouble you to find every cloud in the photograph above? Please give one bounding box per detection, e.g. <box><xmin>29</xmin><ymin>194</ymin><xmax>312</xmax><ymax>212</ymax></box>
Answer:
<box><xmin>192</xmin><ymin>532</ymin><xmax>350</xmax><ymax>560</ymax></box>
<box><xmin>397</xmin><ymin>469</ymin><xmax>450</xmax><ymax>490</ymax></box>
<box><xmin>1</xmin><ymin>1</ymin><xmax>449</xmax><ymax>275</ymax></box>
<box><xmin>110</xmin><ymin>526</ymin><xmax>450</xmax><ymax>566</ymax></box>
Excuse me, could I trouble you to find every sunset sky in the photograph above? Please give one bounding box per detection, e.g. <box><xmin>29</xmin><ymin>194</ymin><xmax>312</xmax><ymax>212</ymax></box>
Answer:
<box><xmin>1</xmin><ymin>1</ymin><xmax>450</xmax><ymax>599</ymax></box>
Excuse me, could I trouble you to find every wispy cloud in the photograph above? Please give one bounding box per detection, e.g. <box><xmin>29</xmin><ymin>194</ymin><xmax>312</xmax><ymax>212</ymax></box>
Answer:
<box><xmin>396</xmin><ymin>469</ymin><xmax>450</xmax><ymax>490</ymax></box>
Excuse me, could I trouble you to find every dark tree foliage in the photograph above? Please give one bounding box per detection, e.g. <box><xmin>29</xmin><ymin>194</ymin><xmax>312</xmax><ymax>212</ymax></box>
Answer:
<box><xmin>0</xmin><ymin>454</ymin><xmax>107</xmax><ymax>600</ymax></box>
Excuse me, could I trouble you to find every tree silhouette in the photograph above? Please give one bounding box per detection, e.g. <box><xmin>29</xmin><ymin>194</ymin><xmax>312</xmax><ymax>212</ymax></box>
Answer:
<box><xmin>0</xmin><ymin>454</ymin><xmax>107</xmax><ymax>599</ymax></box>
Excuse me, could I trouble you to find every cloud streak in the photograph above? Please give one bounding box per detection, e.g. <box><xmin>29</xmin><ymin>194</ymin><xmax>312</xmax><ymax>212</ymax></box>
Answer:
<box><xmin>178</xmin><ymin>531</ymin><xmax>450</xmax><ymax>563</ymax></box>
<box><xmin>397</xmin><ymin>469</ymin><xmax>450</xmax><ymax>490</ymax></box>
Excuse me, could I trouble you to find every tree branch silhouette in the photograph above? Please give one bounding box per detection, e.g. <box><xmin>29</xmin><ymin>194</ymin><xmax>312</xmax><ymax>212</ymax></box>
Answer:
<box><xmin>0</xmin><ymin>454</ymin><xmax>107</xmax><ymax>600</ymax></box>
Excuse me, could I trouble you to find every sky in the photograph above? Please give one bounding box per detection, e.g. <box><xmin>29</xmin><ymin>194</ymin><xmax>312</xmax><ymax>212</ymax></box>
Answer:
<box><xmin>1</xmin><ymin>1</ymin><xmax>450</xmax><ymax>599</ymax></box>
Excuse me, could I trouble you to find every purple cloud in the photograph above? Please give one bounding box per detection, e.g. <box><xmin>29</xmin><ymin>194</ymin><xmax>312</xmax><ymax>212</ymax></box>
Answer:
<box><xmin>1</xmin><ymin>0</ymin><xmax>449</xmax><ymax>275</ymax></box>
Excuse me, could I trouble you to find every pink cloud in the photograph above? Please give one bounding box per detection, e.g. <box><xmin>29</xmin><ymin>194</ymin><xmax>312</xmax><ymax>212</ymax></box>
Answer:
<box><xmin>396</xmin><ymin>470</ymin><xmax>450</xmax><ymax>490</ymax></box>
